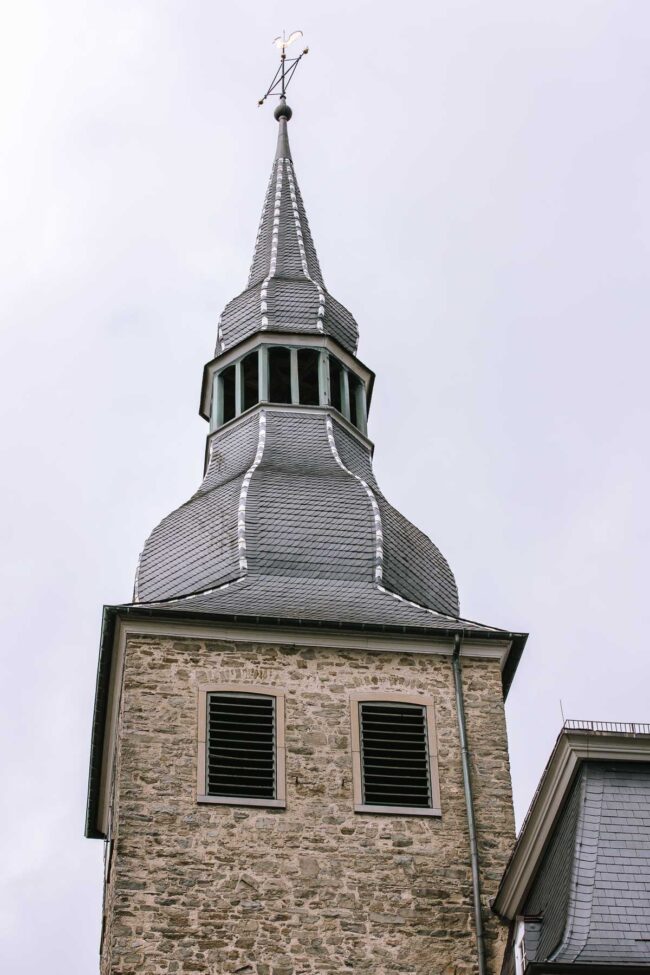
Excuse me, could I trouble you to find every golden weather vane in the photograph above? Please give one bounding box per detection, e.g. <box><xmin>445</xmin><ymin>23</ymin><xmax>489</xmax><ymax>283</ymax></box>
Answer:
<box><xmin>258</xmin><ymin>30</ymin><xmax>309</xmax><ymax>107</ymax></box>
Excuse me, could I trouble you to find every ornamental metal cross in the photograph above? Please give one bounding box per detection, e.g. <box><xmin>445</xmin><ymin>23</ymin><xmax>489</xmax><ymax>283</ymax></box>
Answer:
<box><xmin>258</xmin><ymin>30</ymin><xmax>309</xmax><ymax>107</ymax></box>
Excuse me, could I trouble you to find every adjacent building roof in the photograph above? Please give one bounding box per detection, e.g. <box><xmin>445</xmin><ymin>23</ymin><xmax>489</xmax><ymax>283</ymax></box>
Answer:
<box><xmin>495</xmin><ymin>723</ymin><xmax>650</xmax><ymax>971</ymax></box>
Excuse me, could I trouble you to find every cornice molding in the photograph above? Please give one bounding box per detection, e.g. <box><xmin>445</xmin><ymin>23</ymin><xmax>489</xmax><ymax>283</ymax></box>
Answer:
<box><xmin>116</xmin><ymin>615</ymin><xmax>510</xmax><ymax>659</ymax></box>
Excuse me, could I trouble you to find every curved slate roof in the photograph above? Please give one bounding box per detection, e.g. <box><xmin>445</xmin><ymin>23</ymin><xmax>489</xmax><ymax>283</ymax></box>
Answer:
<box><xmin>215</xmin><ymin>117</ymin><xmax>360</xmax><ymax>356</ymax></box>
<box><xmin>136</xmin><ymin>407</ymin><xmax>459</xmax><ymax>618</ymax></box>
<box><xmin>134</xmin><ymin>106</ymin><xmax>470</xmax><ymax>632</ymax></box>
<box><xmin>521</xmin><ymin>760</ymin><xmax>650</xmax><ymax>967</ymax></box>
<box><xmin>135</xmin><ymin>575</ymin><xmax>491</xmax><ymax>633</ymax></box>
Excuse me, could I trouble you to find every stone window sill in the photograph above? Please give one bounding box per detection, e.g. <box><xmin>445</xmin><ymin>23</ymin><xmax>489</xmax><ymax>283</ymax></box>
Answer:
<box><xmin>354</xmin><ymin>803</ymin><xmax>442</xmax><ymax>817</ymax></box>
<box><xmin>197</xmin><ymin>795</ymin><xmax>286</xmax><ymax>809</ymax></box>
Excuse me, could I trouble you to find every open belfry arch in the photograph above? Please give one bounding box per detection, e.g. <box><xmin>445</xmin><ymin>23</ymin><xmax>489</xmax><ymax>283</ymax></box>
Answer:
<box><xmin>86</xmin><ymin>38</ymin><xmax>527</xmax><ymax>975</ymax></box>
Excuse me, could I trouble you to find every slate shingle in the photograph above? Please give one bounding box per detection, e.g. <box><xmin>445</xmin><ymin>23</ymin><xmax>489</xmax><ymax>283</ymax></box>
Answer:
<box><xmin>523</xmin><ymin>761</ymin><xmax>650</xmax><ymax>967</ymax></box>
<box><xmin>216</xmin><ymin>118</ymin><xmax>359</xmax><ymax>355</ymax></box>
<box><xmin>134</xmin><ymin>573</ymin><xmax>501</xmax><ymax>634</ymax></box>
<box><xmin>135</xmin><ymin>407</ymin><xmax>461</xmax><ymax>617</ymax></box>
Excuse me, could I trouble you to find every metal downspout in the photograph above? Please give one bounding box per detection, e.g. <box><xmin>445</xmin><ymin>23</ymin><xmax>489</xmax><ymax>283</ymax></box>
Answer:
<box><xmin>452</xmin><ymin>633</ymin><xmax>487</xmax><ymax>975</ymax></box>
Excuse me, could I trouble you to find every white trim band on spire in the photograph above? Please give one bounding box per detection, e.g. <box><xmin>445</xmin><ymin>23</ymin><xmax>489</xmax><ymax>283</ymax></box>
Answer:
<box><xmin>376</xmin><ymin>584</ymin><xmax>453</xmax><ymax>621</ymax></box>
<box><xmin>325</xmin><ymin>415</ymin><xmax>383</xmax><ymax>583</ymax></box>
<box><xmin>260</xmin><ymin>160</ymin><xmax>284</xmax><ymax>330</ymax></box>
<box><xmin>286</xmin><ymin>160</ymin><xmax>325</xmax><ymax>333</ymax></box>
<box><xmin>237</xmin><ymin>410</ymin><xmax>267</xmax><ymax>572</ymax></box>
<box><xmin>248</xmin><ymin>170</ymin><xmax>274</xmax><ymax>286</ymax></box>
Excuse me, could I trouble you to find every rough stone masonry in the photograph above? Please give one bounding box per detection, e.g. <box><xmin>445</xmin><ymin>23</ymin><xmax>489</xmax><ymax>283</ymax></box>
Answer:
<box><xmin>100</xmin><ymin>634</ymin><xmax>515</xmax><ymax>975</ymax></box>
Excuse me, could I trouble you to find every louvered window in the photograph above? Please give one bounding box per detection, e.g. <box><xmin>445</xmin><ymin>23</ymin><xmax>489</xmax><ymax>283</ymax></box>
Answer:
<box><xmin>329</xmin><ymin>355</ymin><xmax>343</xmax><ymax>412</ymax></box>
<box><xmin>241</xmin><ymin>351</ymin><xmax>259</xmax><ymax>412</ymax></box>
<box><xmin>268</xmin><ymin>347</ymin><xmax>292</xmax><ymax>403</ymax></box>
<box><xmin>359</xmin><ymin>702</ymin><xmax>432</xmax><ymax>807</ymax></box>
<box><xmin>298</xmin><ymin>348</ymin><xmax>320</xmax><ymax>405</ymax></box>
<box><xmin>206</xmin><ymin>692</ymin><xmax>276</xmax><ymax>800</ymax></box>
<box><xmin>351</xmin><ymin>694</ymin><xmax>441</xmax><ymax>816</ymax></box>
<box><xmin>348</xmin><ymin>372</ymin><xmax>361</xmax><ymax>428</ymax></box>
<box><xmin>220</xmin><ymin>364</ymin><xmax>236</xmax><ymax>423</ymax></box>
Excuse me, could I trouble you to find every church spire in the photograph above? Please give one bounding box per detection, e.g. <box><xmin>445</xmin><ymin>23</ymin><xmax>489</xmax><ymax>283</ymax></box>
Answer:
<box><xmin>133</xmin><ymin>64</ymin><xmax>462</xmax><ymax>624</ymax></box>
<box><xmin>215</xmin><ymin>93</ymin><xmax>358</xmax><ymax>355</ymax></box>
<box><xmin>246</xmin><ymin>97</ymin><xmax>323</xmax><ymax>292</ymax></box>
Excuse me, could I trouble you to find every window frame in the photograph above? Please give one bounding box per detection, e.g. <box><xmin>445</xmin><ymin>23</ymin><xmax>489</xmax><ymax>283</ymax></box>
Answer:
<box><xmin>197</xmin><ymin>683</ymin><xmax>286</xmax><ymax>809</ymax></box>
<box><xmin>514</xmin><ymin>919</ymin><xmax>527</xmax><ymax>975</ymax></box>
<box><xmin>349</xmin><ymin>690</ymin><xmax>441</xmax><ymax>817</ymax></box>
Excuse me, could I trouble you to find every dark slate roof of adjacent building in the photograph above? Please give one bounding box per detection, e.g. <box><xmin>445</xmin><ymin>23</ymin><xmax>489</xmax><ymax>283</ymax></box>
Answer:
<box><xmin>215</xmin><ymin>115</ymin><xmax>359</xmax><ymax>356</ymax></box>
<box><xmin>547</xmin><ymin>762</ymin><xmax>650</xmax><ymax>966</ymax></box>
<box><xmin>495</xmin><ymin>724</ymin><xmax>650</xmax><ymax>972</ymax></box>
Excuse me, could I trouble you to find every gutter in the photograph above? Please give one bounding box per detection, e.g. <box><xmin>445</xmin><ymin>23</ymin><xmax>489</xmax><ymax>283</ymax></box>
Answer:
<box><xmin>452</xmin><ymin>633</ymin><xmax>487</xmax><ymax>975</ymax></box>
<box><xmin>85</xmin><ymin>606</ymin><xmax>118</xmax><ymax>838</ymax></box>
<box><xmin>527</xmin><ymin>966</ymin><xmax>650</xmax><ymax>975</ymax></box>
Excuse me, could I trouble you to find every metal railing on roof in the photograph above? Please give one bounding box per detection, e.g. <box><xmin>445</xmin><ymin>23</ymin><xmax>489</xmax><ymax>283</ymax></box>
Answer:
<box><xmin>510</xmin><ymin>718</ymin><xmax>650</xmax><ymax>849</ymax></box>
<box><xmin>563</xmin><ymin>719</ymin><xmax>650</xmax><ymax>736</ymax></box>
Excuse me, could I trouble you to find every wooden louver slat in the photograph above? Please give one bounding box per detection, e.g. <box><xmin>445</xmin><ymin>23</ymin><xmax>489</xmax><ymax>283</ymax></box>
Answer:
<box><xmin>207</xmin><ymin>693</ymin><xmax>276</xmax><ymax>800</ymax></box>
<box><xmin>359</xmin><ymin>702</ymin><xmax>432</xmax><ymax>808</ymax></box>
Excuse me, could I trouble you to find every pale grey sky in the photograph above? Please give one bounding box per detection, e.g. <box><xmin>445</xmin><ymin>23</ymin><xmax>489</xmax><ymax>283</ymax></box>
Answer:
<box><xmin>1</xmin><ymin>1</ymin><xmax>649</xmax><ymax>971</ymax></box>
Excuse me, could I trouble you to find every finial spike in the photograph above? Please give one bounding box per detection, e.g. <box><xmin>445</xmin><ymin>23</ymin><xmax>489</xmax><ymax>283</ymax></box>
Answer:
<box><xmin>275</xmin><ymin>110</ymin><xmax>292</xmax><ymax>160</ymax></box>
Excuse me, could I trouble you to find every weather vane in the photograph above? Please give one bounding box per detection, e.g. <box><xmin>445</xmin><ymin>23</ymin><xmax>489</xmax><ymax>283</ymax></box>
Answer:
<box><xmin>258</xmin><ymin>30</ymin><xmax>309</xmax><ymax>108</ymax></box>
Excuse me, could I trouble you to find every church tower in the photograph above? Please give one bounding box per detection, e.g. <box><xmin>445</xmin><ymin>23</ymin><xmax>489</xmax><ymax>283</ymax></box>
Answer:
<box><xmin>86</xmin><ymin>90</ymin><xmax>527</xmax><ymax>975</ymax></box>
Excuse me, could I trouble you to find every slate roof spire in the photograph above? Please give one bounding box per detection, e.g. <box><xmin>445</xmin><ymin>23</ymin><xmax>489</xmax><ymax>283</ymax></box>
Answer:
<box><xmin>247</xmin><ymin>98</ymin><xmax>323</xmax><ymax>289</ymax></box>
<box><xmin>215</xmin><ymin>99</ymin><xmax>359</xmax><ymax>354</ymax></box>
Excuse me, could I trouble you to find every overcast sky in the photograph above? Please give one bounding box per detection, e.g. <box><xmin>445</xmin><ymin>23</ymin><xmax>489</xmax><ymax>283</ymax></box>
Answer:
<box><xmin>1</xmin><ymin>1</ymin><xmax>649</xmax><ymax>971</ymax></box>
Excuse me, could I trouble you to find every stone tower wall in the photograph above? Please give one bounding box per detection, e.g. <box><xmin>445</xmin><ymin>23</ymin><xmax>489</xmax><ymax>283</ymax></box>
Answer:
<box><xmin>100</xmin><ymin>633</ymin><xmax>515</xmax><ymax>975</ymax></box>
